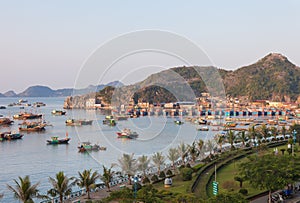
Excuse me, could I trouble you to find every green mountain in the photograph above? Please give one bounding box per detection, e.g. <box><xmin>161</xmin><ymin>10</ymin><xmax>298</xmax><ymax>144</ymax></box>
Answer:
<box><xmin>130</xmin><ymin>53</ymin><xmax>300</xmax><ymax>103</ymax></box>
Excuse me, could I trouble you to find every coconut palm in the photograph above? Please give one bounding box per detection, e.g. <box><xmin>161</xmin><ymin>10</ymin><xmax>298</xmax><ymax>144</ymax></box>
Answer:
<box><xmin>226</xmin><ymin>130</ymin><xmax>236</xmax><ymax>150</ymax></box>
<box><xmin>178</xmin><ymin>142</ymin><xmax>188</xmax><ymax>166</ymax></box>
<box><xmin>100</xmin><ymin>165</ymin><xmax>114</xmax><ymax>192</ymax></box>
<box><xmin>215</xmin><ymin>134</ymin><xmax>225</xmax><ymax>152</ymax></box>
<box><xmin>197</xmin><ymin>139</ymin><xmax>205</xmax><ymax>158</ymax></box>
<box><xmin>205</xmin><ymin>139</ymin><xmax>216</xmax><ymax>156</ymax></box>
<box><xmin>137</xmin><ymin>155</ymin><xmax>150</xmax><ymax>177</ymax></box>
<box><xmin>167</xmin><ymin>147</ymin><xmax>180</xmax><ymax>172</ymax></box>
<box><xmin>48</xmin><ymin>171</ymin><xmax>77</xmax><ymax>203</ymax></box>
<box><xmin>259</xmin><ymin>124</ymin><xmax>269</xmax><ymax>140</ymax></box>
<box><xmin>77</xmin><ymin>169</ymin><xmax>100</xmax><ymax>199</ymax></box>
<box><xmin>188</xmin><ymin>142</ymin><xmax>198</xmax><ymax>163</ymax></box>
<box><xmin>152</xmin><ymin>152</ymin><xmax>166</xmax><ymax>175</ymax></box>
<box><xmin>237</xmin><ymin>131</ymin><xmax>248</xmax><ymax>147</ymax></box>
<box><xmin>118</xmin><ymin>153</ymin><xmax>137</xmax><ymax>185</ymax></box>
<box><xmin>7</xmin><ymin>175</ymin><xmax>43</xmax><ymax>203</ymax></box>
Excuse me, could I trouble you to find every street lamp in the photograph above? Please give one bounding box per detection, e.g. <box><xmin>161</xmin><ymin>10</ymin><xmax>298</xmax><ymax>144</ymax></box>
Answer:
<box><xmin>131</xmin><ymin>175</ymin><xmax>141</xmax><ymax>202</ymax></box>
<box><xmin>292</xmin><ymin>129</ymin><xmax>297</xmax><ymax>144</ymax></box>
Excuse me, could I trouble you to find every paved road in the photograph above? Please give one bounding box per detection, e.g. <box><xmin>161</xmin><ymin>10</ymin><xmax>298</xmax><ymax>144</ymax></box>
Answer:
<box><xmin>251</xmin><ymin>192</ymin><xmax>300</xmax><ymax>203</ymax></box>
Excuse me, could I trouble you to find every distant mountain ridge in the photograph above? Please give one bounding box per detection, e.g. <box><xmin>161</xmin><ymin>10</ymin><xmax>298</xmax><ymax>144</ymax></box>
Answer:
<box><xmin>1</xmin><ymin>81</ymin><xmax>123</xmax><ymax>97</ymax></box>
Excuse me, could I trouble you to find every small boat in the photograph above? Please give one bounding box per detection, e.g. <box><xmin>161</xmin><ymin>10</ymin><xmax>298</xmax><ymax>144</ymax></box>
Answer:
<box><xmin>0</xmin><ymin>118</ymin><xmax>14</xmax><ymax>125</ymax></box>
<box><xmin>114</xmin><ymin>115</ymin><xmax>128</xmax><ymax>121</ymax></box>
<box><xmin>103</xmin><ymin>119</ymin><xmax>116</xmax><ymax>126</ymax></box>
<box><xmin>51</xmin><ymin>110</ymin><xmax>66</xmax><ymax>116</ymax></box>
<box><xmin>33</xmin><ymin>102</ymin><xmax>46</xmax><ymax>107</ymax></box>
<box><xmin>197</xmin><ymin>119</ymin><xmax>207</xmax><ymax>125</ymax></box>
<box><xmin>13</xmin><ymin>112</ymin><xmax>43</xmax><ymax>120</ymax></box>
<box><xmin>116</xmin><ymin>128</ymin><xmax>138</xmax><ymax>139</ymax></box>
<box><xmin>0</xmin><ymin>106</ymin><xmax>6</xmax><ymax>109</ymax></box>
<box><xmin>19</xmin><ymin>121</ymin><xmax>46</xmax><ymax>131</ymax></box>
<box><xmin>224</xmin><ymin>122</ymin><xmax>237</xmax><ymax>128</ymax></box>
<box><xmin>197</xmin><ymin>126</ymin><xmax>209</xmax><ymax>131</ymax></box>
<box><xmin>0</xmin><ymin>132</ymin><xmax>23</xmax><ymax>141</ymax></box>
<box><xmin>65</xmin><ymin>119</ymin><xmax>93</xmax><ymax>126</ymax></box>
<box><xmin>174</xmin><ymin>120</ymin><xmax>184</xmax><ymax>125</ymax></box>
<box><xmin>47</xmin><ymin>134</ymin><xmax>70</xmax><ymax>145</ymax></box>
<box><xmin>78</xmin><ymin>142</ymin><xmax>106</xmax><ymax>152</ymax></box>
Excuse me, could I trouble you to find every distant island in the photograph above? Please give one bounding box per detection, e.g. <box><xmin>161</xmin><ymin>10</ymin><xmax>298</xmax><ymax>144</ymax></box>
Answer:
<box><xmin>0</xmin><ymin>81</ymin><xmax>123</xmax><ymax>97</ymax></box>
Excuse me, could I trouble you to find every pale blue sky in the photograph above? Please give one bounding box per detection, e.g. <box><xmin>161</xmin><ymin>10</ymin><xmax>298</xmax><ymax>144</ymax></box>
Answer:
<box><xmin>0</xmin><ymin>0</ymin><xmax>299</xmax><ymax>93</ymax></box>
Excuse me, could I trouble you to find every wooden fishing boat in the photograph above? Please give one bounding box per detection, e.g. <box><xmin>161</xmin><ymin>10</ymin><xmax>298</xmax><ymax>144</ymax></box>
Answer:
<box><xmin>51</xmin><ymin>110</ymin><xmax>66</xmax><ymax>116</ymax></box>
<box><xmin>197</xmin><ymin>126</ymin><xmax>209</xmax><ymax>131</ymax></box>
<box><xmin>0</xmin><ymin>118</ymin><xmax>14</xmax><ymax>125</ymax></box>
<box><xmin>0</xmin><ymin>132</ymin><xmax>23</xmax><ymax>141</ymax></box>
<box><xmin>19</xmin><ymin>121</ymin><xmax>46</xmax><ymax>131</ymax></box>
<box><xmin>78</xmin><ymin>142</ymin><xmax>106</xmax><ymax>152</ymax></box>
<box><xmin>116</xmin><ymin>128</ymin><xmax>138</xmax><ymax>139</ymax></box>
<box><xmin>174</xmin><ymin>120</ymin><xmax>184</xmax><ymax>125</ymax></box>
<box><xmin>65</xmin><ymin>119</ymin><xmax>93</xmax><ymax>126</ymax></box>
<box><xmin>47</xmin><ymin>136</ymin><xmax>70</xmax><ymax>145</ymax></box>
<box><xmin>13</xmin><ymin>112</ymin><xmax>43</xmax><ymax>120</ymax></box>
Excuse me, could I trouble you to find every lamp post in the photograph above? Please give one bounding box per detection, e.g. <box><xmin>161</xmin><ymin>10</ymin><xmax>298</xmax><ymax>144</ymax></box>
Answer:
<box><xmin>292</xmin><ymin>129</ymin><xmax>297</xmax><ymax>157</ymax></box>
<box><xmin>132</xmin><ymin>175</ymin><xmax>141</xmax><ymax>202</ymax></box>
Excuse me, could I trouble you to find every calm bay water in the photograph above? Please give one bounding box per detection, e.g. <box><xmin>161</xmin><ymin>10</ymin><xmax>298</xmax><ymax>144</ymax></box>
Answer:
<box><xmin>0</xmin><ymin>97</ymin><xmax>214</xmax><ymax>202</ymax></box>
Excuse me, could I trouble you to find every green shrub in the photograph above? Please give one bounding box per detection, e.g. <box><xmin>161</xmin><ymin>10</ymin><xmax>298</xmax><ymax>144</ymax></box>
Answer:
<box><xmin>151</xmin><ymin>174</ymin><xmax>159</xmax><ymax>182</ymax></box>
<box><xmin>159</xmin><ymin>171</ymin><xmax>166</xmax><ymax>179</ymax></box>
<box><xmin>180</xmin><ymin>167</ymin><xmax>193</xmax><ymax>181</ymax></box>
<box><xmin>239</xmin><ymin>188</ymin><xmax>248</xmax><ymax>195</ymax></box>
<box><xmin>166</xmin><ymin>169</ymin><xmax>173</xmax><ymax>176</ymax></box>
<box><xmin>142</xmin><ymin>177</ymin><xmax>150</xmax><ymax>184</ymax></box>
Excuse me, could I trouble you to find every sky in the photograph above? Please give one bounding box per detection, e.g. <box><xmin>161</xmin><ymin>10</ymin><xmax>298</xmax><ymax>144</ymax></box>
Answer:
<box><xmin>0</xmin><ymin>0</ymin><xmax>300</xmax><ymax>93</ymax></box>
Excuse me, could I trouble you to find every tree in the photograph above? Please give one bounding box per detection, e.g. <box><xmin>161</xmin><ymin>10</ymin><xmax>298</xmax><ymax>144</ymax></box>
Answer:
<box><xmin>48</xmin><ymin>171</ymin><xmax>76</xmax><ymax>203</ymax></box>
<box><xmin>188</xmin><ymin>142</ymin><xmax>198</xmax><ymax>163</ymax></box>
<box><xmin>178</xmin><ymin>142</ymin><xmax>188</xmax><ymax>166</ymax></box>
<box><xmin>234</xmin><ymin>176</ymin><xmax>244</xmax><ymax>188</ymax></box>
<box><xmin>248</xmin><ymin>125</ymin><xmax>257</xmax><ymax>146</ymax></box>
<box><xmin>215</xmin><ymin>134</ymin><xmax>225</xmax><ymax>152</ymax></box>
<box><xmin>118</xmin><ymin>153</ymin><xmax>137</xmax><ymax>185</ymax></box>
<box><xmin>237</xmin><ymin>131</ymin><xmax>248</xmax><ymax>147</ymax></box>
<box><xmin>259</xmin><ymin>124</ymin><xmax>269</xmax><ymax>140</ymax></box>
<box><xmin>137</xmin><ymin>155</ymin><xmax>150</xmax><ymax>178</ymax></box>
<box><xmin>226</xmin><ymin>130</ymin><xmax>235</xmax><ymax>150</ymax></box>
<box><xmin>152</xmin><ymin>152</ymin><xmax>165</xmax><ymax>175</ymax></box>
<box><xmin>167</xmin><ymin>147</ymin><xmax>180</xmax><ymax>172</ymax></box>
<box><xmin>7</xmin><ymin>175</ymin><xmax>44</xmax><ymax>203</ymax></box>
<box><xmin>205</xmin><ymin>139</ymin><xmax>216</xmax><ymax>156</ymax></box>
<box><xmin>77</xmin><ymin>169</ymin><xmax>100</xmax><ymax>199</ymax></box>
<box><xmin>239</xmin><ymin>154</ymin><xmax>300</xmax><ymax>203</ymax></box>
<box><xmin>197</xmin><ymin>139</ymin><xmax>205</xmax><ymax>158</ymax></box>
<box><xmin>208</xmin><ymin>192</ymin><xmax>248</xmax><ymax>203</ymax></box>
<box><xmin>100</xmin><ymin>165</ymin><xmax>114</xmax><ymax>192</ymax></box>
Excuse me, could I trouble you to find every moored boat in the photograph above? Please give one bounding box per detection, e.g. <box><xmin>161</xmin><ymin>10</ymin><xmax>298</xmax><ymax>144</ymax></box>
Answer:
<box><xmin>0</xmin><ymin>132</ymin><xmax>23</xmax><ymax>141</ymax></box>
<box><xmin>103</xmin><ymin>119</ymin><xmax>116</xmax><ymax>126</ymax></box>
<box><xmin>13</xmin><ymin>112</ymin><xmax>43</xmax><ymax>120</ymax></box>
<box><xmin>51</xmin><ymin>110</ymin><xmax>66</xmax><ymax>116</ymax></box>
<box><xmin>47</xmin><ymin>135</ymin><xmax>70</xmax><ymax>145</ymax></box>
<box><xmin>174</xmin><ymin>120</ymin><xmax>184</xmax><ymax>125</ymax></box>
<box><xmin>197</xmin><ymin>126</ymin><xmax>209</xmax><ymax>131</ymax></box>
<box><xmin>115</xmin><ymin>115</ymin><xmax>128</xmax><ymax>121</ymax></box>
<box><xmin>116</xmin><ymin>128</ymin><xmax>138</xmax><ymax>139</ymax></box>
<box><xmin>65</xmin><ymin>119</ymin><xmax>93</xmax><ymax>126</ymax></box>
<box><xmin>0</xmin><ymin>118</ymin><xmax>14</xmax><ymax>125</ymax></box>
<box><xmin>78</xmin><ymin>142</ymin><xmax>106</xmax><ymax>152</ymax></box>
<box><xmin>19</xmin><ymin>121</ymin><xmax>46</xmax><ymax>131</ymax></box>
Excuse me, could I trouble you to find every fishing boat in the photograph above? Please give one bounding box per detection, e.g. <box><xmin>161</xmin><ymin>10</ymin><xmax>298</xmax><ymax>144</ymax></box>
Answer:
<box><xmin>47</xmin><ymin>134</ymin><xmax>70</xmax><ymax>145</ymax></box>
<box><xmin>19</xmin><ymin>99</ymin><xmax>28</xmax><ymax>103</ymax></box>
<box><xmin>0</xmin><ymin>106</ymin><xmax>6</xmax><ymax>109</ymax></box>
<box><xmin>13</xmin><ymin>112</ymin><xmax>43</xmax><ymax>120</ymax></box>
<box><xmin>33</xmin><ymin>102</ymin><xmax>46</xmax><ymax>107</ymax></box>
<box><xmin>51</xmin><ymin>110</ymin><xmax>66</xmax><ymax>116</ymax></box>
<box><xmin>224</xmin><ymin>122</ymin><xmax>237</xmax><ymax>128</ymax></box>
<box><xmin>115</xmin><ymin>115</ymin><xmax>128</xmax><ymax>121</ymax></box>
<box><xmin>102</xmin><ymin>119</ymin><xmax>116</xmax><ymax>126</ymax></box>
<box><xmin>0</xmin><ymin>132</ymin><xmax>23</xmax><ymax>141</ymax></box>
<box><xmin>65</xmin><ymin>119</ymin><xmax>93</xmax><ymax>126</ymax></box>
<box><xmin>19</xmin><ymin>121</ymin><xmax>46</xmax><ymax>131</ymax></box>
<box><xmin>197</xmin><ymin>126</ymin><xmax>209</xmax><ymax>131</ymax></box>
<box><xmin>0</xmin><ymin>118</ymin><xmax>14</xmax><ymax>125</ymax></box>
<box><xmin>78</xmin><ymin>142</ymin><xmax>106</xmax><ymax>152</ymax></box>
<box><xmin>116</xmin><ymin>128</ymin><xmax>138</xmax><ymax>139</ymax></box>
<box><xmin>174</xmin><ymin>120</ymin><xmax>184</xmax><ymax>125</ymax></box>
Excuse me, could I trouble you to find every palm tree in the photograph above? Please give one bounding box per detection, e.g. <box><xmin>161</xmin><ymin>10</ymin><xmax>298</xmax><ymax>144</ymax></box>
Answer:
<box><xmin>7</xmin><ymin>175</ymin><xmax>42</xmax><ymax>203</ymax></box>
<box><xmin>197</xmin><ymin>139</ymin><xmax>205</xmax><ymax>158</ymax></box>
<box><xmin>188</xmin><ymin>142</ymin><xmax>198</xmax><ymax>163</ymax></box>
<box><xmin>100</xmin><ymin>165</ymin><xmax>114</xmax><ymax>192</ymax></box>
<box><xmin>248</xmin><ymin>125</ymin><xmax>258</xmax><ymax>146</ymax></box>
<box><xmin>259</xmin><ymin>124</ymin><xmax>269</xmax><ymax>140</ymax></box>
<box><xmin>178</xmin><ymin>142</ymin><xmax>188</xmax><ymax>166</ymax></box>
<box><xmin>237</xmin><ymin>131</ymin><xmax>248</xmax><ymax>147</ymax></box>
<box><xmin>205</xmin><ymin>139</ymin><xmax>216</xmax><ymax>156</ymax></box>
<box><xmin>137</xmin><ymin>155</ymin><xmax>150</xmax><ymax>177</ymax></box>
<box><xmin>167</xmin><ymin>147</ymin><xmax>180</xmax><ymax>172</ymax></box>
<box><xmin>215</xmin><ymin>134</ymin><xmax>224</xmax><ymax>152</ymax></box>
<box><xmin>77</xmin><ymin>169</ymin><xmax>100</xmax><ymax>199</ymax></box>
<box><xmin>152</xmin><ymin>152</ymin><xmax>166</xmax><ymax>175</ymax></box>
<box><xmin>118</xmin><ymin>153</ymin><xmax>137</xmax><ymax>185</ymax></box>
<box><xmin>48</xmin><ymin>171</ymin><xmax>77</xmax><ymax>203</ymax></box>
<box><xmin>226</xmin><ymin>130</ymin><xmax>235</xmax><ymax>150</ymax></box>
